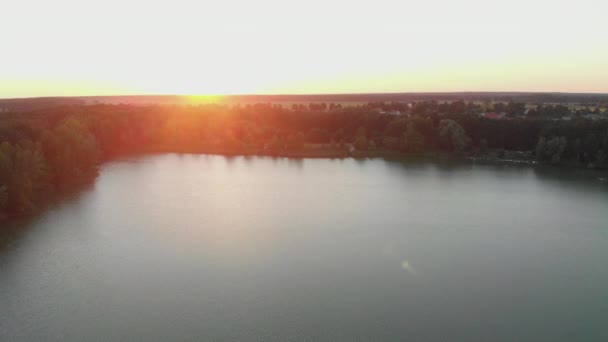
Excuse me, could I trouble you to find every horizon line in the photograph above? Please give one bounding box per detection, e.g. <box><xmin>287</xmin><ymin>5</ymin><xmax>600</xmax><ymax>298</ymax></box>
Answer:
<box><xmin>3</xmin><ymin>90</ymin><xmax>608</xmax><ymax>101</ymax></box>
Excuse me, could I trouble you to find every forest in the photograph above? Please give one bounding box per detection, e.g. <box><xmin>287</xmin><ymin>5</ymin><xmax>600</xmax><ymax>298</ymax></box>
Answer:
<box><xmin>1</xmin><ymin>100</ymin><xmax>607</xmax><ymax>219</ymax></box>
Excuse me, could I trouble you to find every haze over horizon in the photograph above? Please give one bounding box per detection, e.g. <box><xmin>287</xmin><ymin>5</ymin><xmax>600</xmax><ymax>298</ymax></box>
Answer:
<box><xmin>2</xmin><ymin>0</ymin><xmax>607</xmax><ymax>98</ymax></box>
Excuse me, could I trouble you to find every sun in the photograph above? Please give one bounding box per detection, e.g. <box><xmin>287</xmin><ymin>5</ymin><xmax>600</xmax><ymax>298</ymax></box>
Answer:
<box><xmin>182</xmin><ymin>94</ymin><xmax>225</xmax><ymax>105</ymax></box>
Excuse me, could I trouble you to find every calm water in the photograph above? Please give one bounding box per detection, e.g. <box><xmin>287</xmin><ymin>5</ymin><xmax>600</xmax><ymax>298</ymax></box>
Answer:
<box><xmin>1</xmin><ymin>155</ymin><xmax>608</xmax><ymax>341</ymax></box>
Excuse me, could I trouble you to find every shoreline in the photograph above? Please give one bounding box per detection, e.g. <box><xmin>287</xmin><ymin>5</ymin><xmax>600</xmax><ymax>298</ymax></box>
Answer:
<box><xmin>2</xmin><ymin>149</ymin><xmax>606</xmax><ymax>225</ymax></box>
<box><xmin>102</xmin><ymin>147</ymin><xmax>608</xmax><ymax>169</ymax></box>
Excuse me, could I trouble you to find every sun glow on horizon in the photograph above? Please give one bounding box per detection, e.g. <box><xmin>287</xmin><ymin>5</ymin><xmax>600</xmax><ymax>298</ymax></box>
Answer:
<box><xmin>182</xmin><ymin>95</ymin><xmax>226</xmax><ymax>105</ymax></box>
<box><xmin>1</xmin><ymin>0</ymin><xmax>608</xmax><ymax>98</ymax></box>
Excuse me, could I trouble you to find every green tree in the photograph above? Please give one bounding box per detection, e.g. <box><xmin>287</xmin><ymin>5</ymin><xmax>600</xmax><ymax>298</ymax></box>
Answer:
<box><xmin>0</xmin><ymin>185</ymin><xmax>7</xmax><ymax>213</ymax></box>
<box><xmin>266</xmin><ymin>134</ymin><xmax>284</xmax><ymax>153</ymax></box>
<box><xmin>596</xmin><ymin>149</ymin><xmax>607</xmax><ymax>168</ymax></box>
<box><xmin>42</xmin><ymin>118</ymin><xmax>99</xmax><ymax>187</ymax></box>
<box><xmin>286</xmin><ymin>132</ymin><xmax>305</xmax><ymax>151</ymax></box>
<box><xmin>354</xmin><ymin>135</ymin><xmax>369</xmax><ymax>150</ymax></box>
<box><xmin>535</xmin><ymin>136</ymin><xmax>547</xmax><ymax>161</ymax></box>
<box><xmin>438</xmin><ymin>119</ymin><xmax>470</xmax><ymax>153</ymax></box>
<box><xmin>536</xmin><ymin>136</ymin><xmax>567</xmax><ymax>164</ymax></box>
<box><xmin>479</xmin><ymin>138</ymin><xmax>489</xmax><ymax>155</ymax></box>
<box><xmin>0</xmin><ymin>142</ymin><xmax>48</xmax><ymax>213</ymax></box>
<box><xmin>403</xmin><ymin>122</ymin><xmax>425</xmax><ymax>152</ymax></box>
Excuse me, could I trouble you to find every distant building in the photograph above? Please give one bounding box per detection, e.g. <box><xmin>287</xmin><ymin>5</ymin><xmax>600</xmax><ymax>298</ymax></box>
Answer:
<box><xmin>582</xmin><ymin>114</ymin><xmax>607</xmax><ymax>121</ymax></box>
<box><xmin>378</xmin><ymin>110</ymin><xmax>402</xmax><ymax>115</ymax></box>
<box><xmin>481</xmin><ymin>112</ymin><xmax>505</xmax><ymax>120</ymax></box>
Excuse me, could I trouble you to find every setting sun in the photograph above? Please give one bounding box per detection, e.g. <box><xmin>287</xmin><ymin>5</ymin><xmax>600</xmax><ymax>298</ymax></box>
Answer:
<box><xmin>3</xmin><ymin>1</ymin><xmax>608</xmax><ymax>341</ymax></box>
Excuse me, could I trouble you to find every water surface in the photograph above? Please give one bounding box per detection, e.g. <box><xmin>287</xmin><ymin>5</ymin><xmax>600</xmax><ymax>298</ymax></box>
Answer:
<box><xmin>1</xmin><ymin>155</ymin><xmax>607</xmax><ymax>341</ymax></box>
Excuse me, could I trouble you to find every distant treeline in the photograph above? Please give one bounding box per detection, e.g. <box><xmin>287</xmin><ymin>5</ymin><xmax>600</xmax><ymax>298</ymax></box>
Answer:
<box><xmin>2</xmin><ymin>91</ymin><xmax>608</xmax><ymax>111</ymax></box>
<box><xmin>1</xmin><ymin>101</ymin><xmax>607</xmax><ymax>219</ymax></box>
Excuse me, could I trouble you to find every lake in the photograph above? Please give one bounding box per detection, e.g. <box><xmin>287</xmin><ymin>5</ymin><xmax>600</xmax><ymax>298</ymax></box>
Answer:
<box><xmin>1</xmin><ymin>154</ymin><xmax>607</xmax><ymax>341</ymax></box>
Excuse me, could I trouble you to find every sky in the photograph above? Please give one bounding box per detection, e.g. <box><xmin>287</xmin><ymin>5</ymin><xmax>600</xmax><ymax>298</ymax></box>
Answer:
<box><xmin>1</xmin><ymin>0</ymin><xmax>607</xmax><ymax>98</ymax></box>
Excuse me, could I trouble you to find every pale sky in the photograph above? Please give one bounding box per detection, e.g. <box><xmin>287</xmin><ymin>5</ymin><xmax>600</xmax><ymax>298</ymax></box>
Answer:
<box><xmin>1</xmin><ymin>0</ymin><xmax>607</xmax><ymax>98</ymax></box>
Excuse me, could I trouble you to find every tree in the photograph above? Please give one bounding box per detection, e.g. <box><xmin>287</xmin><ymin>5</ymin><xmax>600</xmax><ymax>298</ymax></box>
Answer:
<box><xmin>0</xmin><ymin>142</ymin><xmax>48</xmax><ymax>213</ymax></box>
<box><xmin>549</xmin><ymin>137</ymin><xmax>568</xmax><ymax>164</ymax></box>
<box><xmin>382</xmin><ymin>137</ymin><xmax>401</xmax><ymax>150</ymax></box>
<box><xmin>286</xmin><ymin>132</ymin><xmax>305</xmax><ymax>151</ymax></box>
<box><xmin>0</xmin><ymin>185</ymin><xmax>7</xmax><ymax>213</ymax></box>
<box><xmin>535</xmin><ymin>136</ymin><xmax>547</xmax><ymax>161</ymax></box>
<box><xmin>42</xmin><ymin>118</ymin><xmax>99</xmax><ymax>187</ymax></box>
<box><xmin>383</xmin><ymin>119</ymin><xmax>408</xmax><ymax>137</ymax></box>
<box><xmin>479</xmin><ymin>138</ymin><xmax>489</xmax><ymax>155</ymax></box>
<box><xmin>438</xmin><ymin>119</ymin><xmax>471</xmax><ymax>153</ymax></box>
<box><xmin>403</xmin><ymin>122</ymin><xmax>425</xmax><ymax>152</ymax></box>
<box><xmin>306</xmin><ymin>128</ymin><xmax>330</xmax><ymax>144</ymax></box>
<box><xmin>354</xmin><ymin>135</ymin><xmax>369</xmax><ymax>150</ymax></box>
<box><xmin>356</xmin><ymin>126</ymin><xmax>366</xmax><ymax>139</ymax></box>
<box><xmin>583</xmin><ymin>133</ymin><xmax>600</xmax><ymax>163</ymax></box>
<box><xmin>266</xmin><ymin>134</ymin><xmax>283</xmax><ymax>153</ymax></box>
<box><xmin>596</xmin><ymin>149</ymin><xmax>607</xmax><ymax>168</ymax></box>
<box><xmin>536</xmin><ymin>136</ymin><xmax>567</xmax><ymax>164</ymax></box>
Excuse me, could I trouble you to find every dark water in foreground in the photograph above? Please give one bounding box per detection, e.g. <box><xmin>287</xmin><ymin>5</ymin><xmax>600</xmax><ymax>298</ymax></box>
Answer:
<box><xmin>1</xmin><ymin>155</ymin><xmax>608</xmax><ymax>341</ymax></box>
